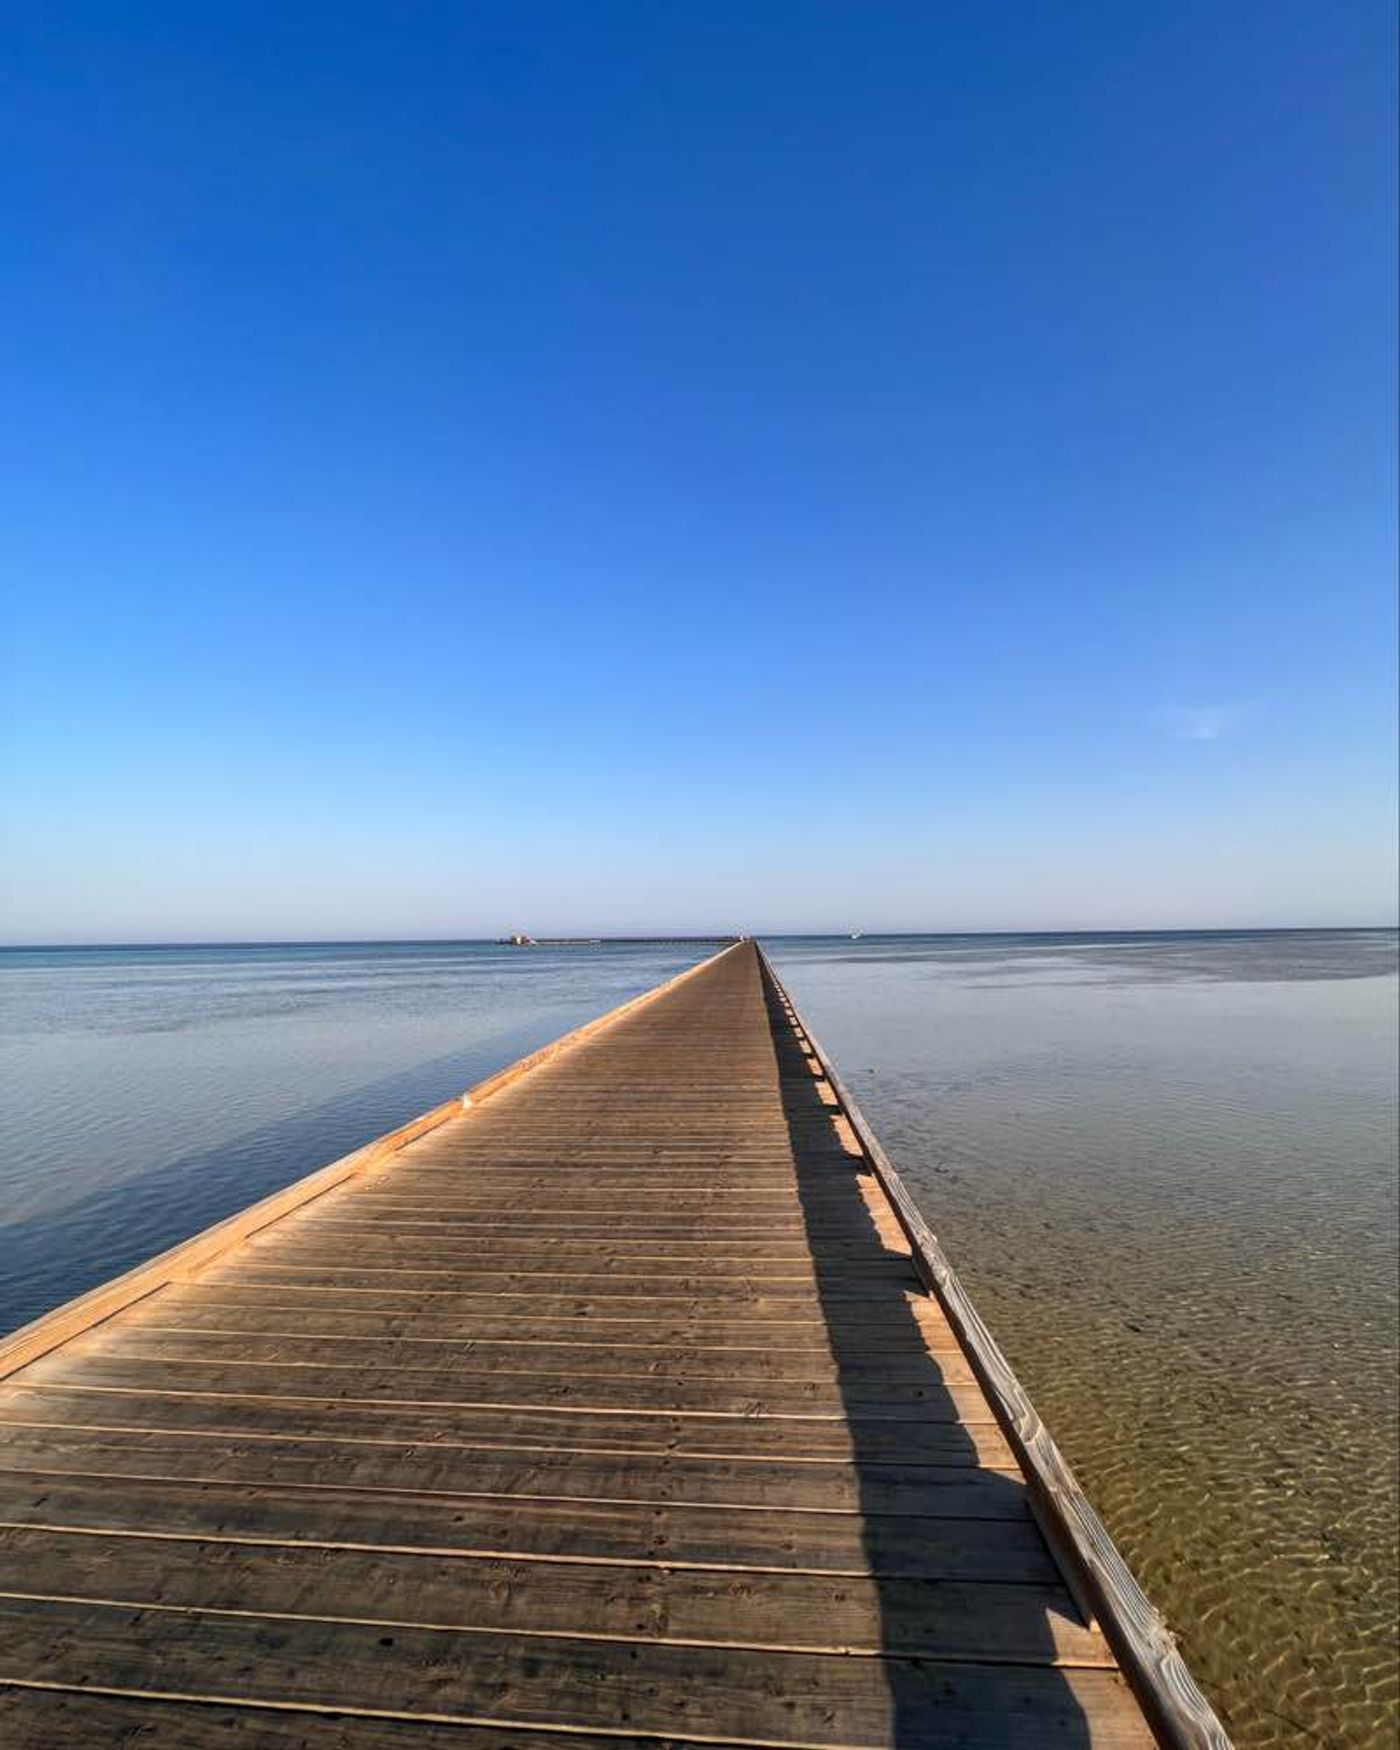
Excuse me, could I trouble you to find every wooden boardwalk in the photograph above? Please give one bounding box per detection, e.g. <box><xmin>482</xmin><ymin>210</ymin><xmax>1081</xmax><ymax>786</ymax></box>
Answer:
<box><xmin>0</xmin><ymin>941</ymin><xmax>1228</xmax><ymax>1748</ymax></box>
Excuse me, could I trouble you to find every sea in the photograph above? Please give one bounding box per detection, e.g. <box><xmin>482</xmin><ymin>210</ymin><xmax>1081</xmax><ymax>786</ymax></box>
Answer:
<box><xmin>2</xmin><ymin>930</ymin><xmax>1396</xmax><ymax>1748</ymax></box>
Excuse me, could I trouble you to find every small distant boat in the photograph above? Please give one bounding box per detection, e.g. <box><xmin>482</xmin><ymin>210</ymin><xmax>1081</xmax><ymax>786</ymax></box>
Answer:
<box><xmin>851</xmin><ymin>931</ymin><xmax>862</xmax><ymax>940</ymax></box>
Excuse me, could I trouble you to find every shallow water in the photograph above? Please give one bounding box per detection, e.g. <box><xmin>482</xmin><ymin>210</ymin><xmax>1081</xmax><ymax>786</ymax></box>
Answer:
<box><xmin>1</xmin><ymin>930</ymin><xmax>1396</xmax><ymax>1747</ymax></box>
<box><xmin>0</xmin><ymin>940</ymin><xmax>706</xmax><ymax>1330</ymax></box>
<box><xmin>767</xmin><ymin>931</ymin><xmax>1399</xmax><ymax>1750</ymax></box>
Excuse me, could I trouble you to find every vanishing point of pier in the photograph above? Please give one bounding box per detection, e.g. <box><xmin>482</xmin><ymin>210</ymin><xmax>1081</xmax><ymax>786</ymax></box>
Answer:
<box><xmin>0</xmin><ymin>941</ymin><xmax>1228</xmax><ymax>1747</ymax></box>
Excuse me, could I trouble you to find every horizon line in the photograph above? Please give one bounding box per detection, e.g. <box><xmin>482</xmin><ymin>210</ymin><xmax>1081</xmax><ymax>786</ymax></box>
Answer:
<box><xmin>3</xmin><ymin>923</ymin><xmax>1397</xmax><ymax>953</ymax></box>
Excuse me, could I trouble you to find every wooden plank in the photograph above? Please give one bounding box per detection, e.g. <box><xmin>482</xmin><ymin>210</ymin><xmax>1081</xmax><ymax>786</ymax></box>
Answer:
<box><xmin>305</xmin><ymin>1211</ymin><xmax>885</xmax><ymax>1234</ymax></box>
<box><xmin>0</xmin><ymin>1386</ymin><xmax>1014</xmax><ymax>1462</ymax></box>
<box><xmin>120</xmin><ymin>1286</ymin><xmax>939</xmax><ymax>1329</ymax></box>
<box><xmin>0</xmin><ymin>1434</ymin><xmax>1031</xmax><ymax>1517</ymax></box>
<box><xmin>156</xmin><ymin>1283</ymin><xmax>887</xmax><ymax>1321</ymax></box>
<box><xmin>315</xmin><ymin>1183</ymin><xmax>826</xmax><ymax>1197</ymax></box>
<box><xmin>252</xmin><ymin>1222</ymin><xmax>902</xmax><ymax>1254</ymax></box>
<box><xmin>0</xmin><ymin>1470</ymin><xmax>1057</xmax><ymax>1576</ymax></box>
<box><xmin>242</xmin><ymin>1239</ymin><xmax>915</xmax><ymax>1280</ymax></box>
<box><xmin>387</xmin><ymin>1164</ymin><xmax>852</xmax><ymax>1180</ymax></box>
<box><xmin>106</xmin><ymin>1325</ymin><xmax>970</xmax><ymax>1378</ymax></box>
<box><xmin>46</xmin><ymin>1333</ymin><xmax>978</xmax><ymax>1398</ymax></box>
<box><xmin>327</xmin><ymin>1185</ymin><xmax>882</xmax><ymax>1207</ymax></box>
<box><xmin>220</xmin><ymin>1265</ymin><xmax>907</xmax><ymax>1295</ymax></box>
<box><xmin>310</xmin><ymin>1213</ymin><xmax>887</xmax><ymax>1238</ymax></box>
<box><xmin>204</xmin><ymin>1229</ymin><xmax>915</xmax><ymax>1262</ymax></box>
<box><xmin>198</xmin><ymin>1267</ymin><xmax>914</xmax><ymax>1300</ymax></box>
<box><xmin>0</xmin><ymin>1527</ymin><xmax>1112</xmax><ymax>1663</ymax></box>
<box><xmin>117</xmin><ymin>1290</ymin><xmax>953</xmax><ymax>1349</ymax></box>
<box><xmin>13</xmin><ymin>1349</ymin><xmax>990</xmax><ymax>1421</ymax></box>
<box><xmin>0</xmin><ymin>1596</ymin><xmax>1156</xmax><ymax>1748</ymax></box>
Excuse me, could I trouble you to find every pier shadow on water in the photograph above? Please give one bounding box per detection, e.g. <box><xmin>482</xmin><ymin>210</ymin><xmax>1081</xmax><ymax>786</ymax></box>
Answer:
<box><xmin>757</xmin><ymin>964</ymin><xmax>1095</xmax><ymax>1749</ymax></box>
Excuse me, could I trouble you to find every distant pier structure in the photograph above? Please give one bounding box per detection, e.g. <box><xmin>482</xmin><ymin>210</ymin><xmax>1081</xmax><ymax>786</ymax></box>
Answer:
<box><xmin>502</xmin><ymin>932</ymin><xmax>742</xmax><ymax>948</ymax></box>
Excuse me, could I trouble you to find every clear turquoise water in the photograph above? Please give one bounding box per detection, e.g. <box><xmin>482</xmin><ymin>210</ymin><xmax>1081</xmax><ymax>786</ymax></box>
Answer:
<box><xmin>2</xmin><ymin>930</ymin><xmax>1396</xmax><ymax>1747</ymax></box>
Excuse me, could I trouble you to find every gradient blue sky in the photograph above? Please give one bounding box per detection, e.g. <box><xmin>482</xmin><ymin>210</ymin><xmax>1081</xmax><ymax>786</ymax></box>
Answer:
<box><xmin>3</xmin><ymin>2</ymin><xmax>1395</xmax><ymax>941</ymax></box>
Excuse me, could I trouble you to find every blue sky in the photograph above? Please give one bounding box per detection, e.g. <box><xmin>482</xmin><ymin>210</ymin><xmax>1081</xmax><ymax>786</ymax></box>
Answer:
<box><xmin>2</xmin><ymin>2</ymin><xmax>1395</xmax><ymax>940</ymax></box>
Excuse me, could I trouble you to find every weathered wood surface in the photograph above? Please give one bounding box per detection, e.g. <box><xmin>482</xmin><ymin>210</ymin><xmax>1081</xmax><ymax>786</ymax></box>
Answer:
<box><xmin>0</xmin><ymin>939</ymin><xmax>1218</xmax><ymax>1747</ymax></box>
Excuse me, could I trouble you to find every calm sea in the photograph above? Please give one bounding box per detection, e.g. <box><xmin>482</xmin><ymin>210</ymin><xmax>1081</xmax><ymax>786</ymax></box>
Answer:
<box><xmin>2</xmin><ymin>930</ymin><xmax>1397</xmax><ymax>1748</ymax></box>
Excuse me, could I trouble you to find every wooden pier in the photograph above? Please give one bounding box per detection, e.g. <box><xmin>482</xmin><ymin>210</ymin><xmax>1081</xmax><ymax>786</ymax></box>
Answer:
<box><xmin>0</xmin><ymin>940</ymin><xmax>1229</xmax><ymax>1747</ymax></box>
